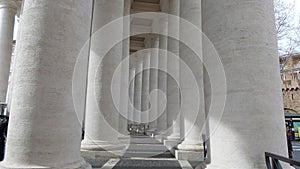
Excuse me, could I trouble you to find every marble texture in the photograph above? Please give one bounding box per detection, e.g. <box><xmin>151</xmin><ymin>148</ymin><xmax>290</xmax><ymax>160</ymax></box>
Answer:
<box><xmin>118</xmin><ymin>0</ymin><xmax>131</xmax><ymax>138</ymax></box>
<box><xmin>133</xmin><ymin>52</ymin><xmax>143</xmax><ymax>124</ymax></box>
<box><xmin>0</xmin><ymin>0</ymin><xmax>92</xmax><ymax>168</ymax></box>
<box><xmin>157</xmin><ymin>16</ymin><xmax>169</xmax><ymax>137</ymax></box>
<box><xmin>148</xmin><ymin>35</ymin><xmax>159</xmax><ymax>132</ymax></box>
<box><xmin>82</xmin><ymin>0</ymin><xmax>125</xmax><ymax>154</ymax></box>
<box><xmin>0</xmin><ymin>0</ymin><xmax>17</xmax><ymax>102</ymax></box>
<box><xmin>202</xmin><ymin>0</ymin><xmax>289</xmax><ymax>168</ymax></box>
<box><xmin>176</xmin><ymin>0</ymin><xmax>205</xmax><ymax>160</ymax></box>
<box><xmin>165</xmin><ymin>0</ymin><xmax>181</xmax><ymax>141</ymax></box>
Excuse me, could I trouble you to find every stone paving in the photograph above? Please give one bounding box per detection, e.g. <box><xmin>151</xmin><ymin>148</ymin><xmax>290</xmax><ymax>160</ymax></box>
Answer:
<box><xmin>86</xmin><ymin>136</ymin><xmax>198</xmax><ymax>169</ymax></box>
<box><xmin>292</xmin><ymin>141</ymin><xmax>300</xmax><ymax>169</ymax></box>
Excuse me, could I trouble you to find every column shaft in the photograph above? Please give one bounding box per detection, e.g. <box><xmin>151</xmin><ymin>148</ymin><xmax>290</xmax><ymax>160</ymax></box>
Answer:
<box><xmin>157</xmin><ymin>17</ymin><xmax>168</xmax><ymax>137</ymax></box>
<box><xmin>128</xmin><ymin>65</ymin><xmax>136</xmax><ymax>124</ymax></box>
<box><xmin>166</xmin><ymin>0</ymin><xmax>180</xmax><ymax>141</ymax></box>
<box><xmin>118</xmin><ymin>0</ymin><xmax>131</xmax><ymax>137</ymax></box>
<box><xmin>133</xmin><ymin>53</ymin><xmax>143</xmax><ymax>124</ymax></box>
<box><xmin>141</xmin><ymin>48</ymin><xmax>151</xmax><ymax>124</ymax></box>
<box><xmin>149</xmin><ymin>35</ymin><xmax>160</xmax><ymax>132</ymax></box>
<box><xmin>1</xmin><ymin>0</ymin><xmax>92</xmax><ymax>168</ymax></box>
<box><xmin>202</xmin><ymin>0</ymin><xmax>288</xmax><ymax>168</ymax></box>
<box><xmin>0</xmin><ymin>0</ymin><xmax>17</xmax><ymax>102</ymax></box>
<box><xmin>82</xmin><ymin>0</ymin><xmax>124</xmax><ymax>154</ymax></box>
<box><xmin>176</xmin><ymin>0</ymin><xmax>205</xmax><ymax>161</ymax></box>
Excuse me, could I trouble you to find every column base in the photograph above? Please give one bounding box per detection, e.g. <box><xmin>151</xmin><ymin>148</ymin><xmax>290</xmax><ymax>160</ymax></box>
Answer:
<box><xmin>175</xmin><ymin>149</ymin><xmax>205</xmax><ymax>161</ymax></box>
<box><xmin>118</xmin><ymin>134</ymin><xmax>130</xmax><ymax>144</ymax></box>
<box><xmin>166</xmin><ymin>133</ymin><xmax>180</xmax><ymax>141</ymax></box>
<box><xmin>0</xmin><ymin>158</ymin><xmax>91</xmax><ymax>169</ymax></box>
<box><xmin>175</xmin><ymin>143</ymin><xmax>205</xmax><ymax>161</ymax></box>
<box><xmin>154</xmin><ymin>134</ymin><xmax>166</xmax><ymax>143</ymax></box>
<box><xmin>81</xmin><ymin>140</ymin><xmax>126</xmax><ymax>158</ymax></box>
<box><xmin>163</xmin><ymin>139</ymin><xmax>180</xmax><ymax>155</ymax></box>
<box><xmin>81</xmin><ymin>150</ymin><xmax>124</xmax><ymax>159</ymax></box>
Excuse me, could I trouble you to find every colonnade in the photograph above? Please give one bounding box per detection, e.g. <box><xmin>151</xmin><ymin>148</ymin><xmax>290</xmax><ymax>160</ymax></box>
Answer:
<box><xmin>0</xmin><ymin>0</ymin><xmax>289</xmax><ymax>168</ymax></box>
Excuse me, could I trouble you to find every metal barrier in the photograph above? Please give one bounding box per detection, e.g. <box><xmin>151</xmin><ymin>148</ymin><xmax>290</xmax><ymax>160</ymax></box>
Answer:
<box><xmin>202</xmin><ymin>134</ymin><xmax>208</xmax><ymax>160</ymax></box>
<box><xmin>265</xmin><ymin>152</ymin><xmax>300</xmax><ymax>169</ymax></box>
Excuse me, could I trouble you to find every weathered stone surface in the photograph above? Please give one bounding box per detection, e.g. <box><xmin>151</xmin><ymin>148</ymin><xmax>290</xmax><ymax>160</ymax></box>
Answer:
<box><xmin>0</xmin><ymin>0</ymin><xmax>17</xmax><ymax>102</ymax></box>
<box><xmin>82</xmin><ymin>0</ymin><xmax>125</xmax><ymax>154</ymax></box>
<box><xmin>0</xmin><ymin>0</ymin><xmax>92</xmax><ymax>168</ymax></box>
<box><xmin>202</xmin><ymin>0</ymin><xmax>288</xmax><ymax>168</ymax></box>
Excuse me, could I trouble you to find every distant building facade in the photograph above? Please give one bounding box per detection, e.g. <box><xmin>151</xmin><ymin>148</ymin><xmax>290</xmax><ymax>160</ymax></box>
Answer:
<box><xmin>281</xmin><ymin>53</ymin><xmax>300</xmax><ymax>114</ymax></box>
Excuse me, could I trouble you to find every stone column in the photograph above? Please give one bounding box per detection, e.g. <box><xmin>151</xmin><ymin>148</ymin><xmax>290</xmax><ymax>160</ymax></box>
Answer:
<box><xmin>0</xmin><ymin>0</ymin><xmax>92</xmax><ymax>168</ymax></box>
<box><xmin>133</xmin><ymin>53</ymin><xmax>143</xmax><ymax>124</ymax></box>
<box><xmin>156</xmin><ymin>16</ymin><xmax>169</xmax><ymax>141</ymax></box>
<box><xmin>164</xmin><ymin>0</ymin><xmax>181</xmax><ymax>149</ymax></box>
<box><xmin>141</xmin><ymin>39</ymin><xmax>151</xmax><ymax>125</ymax></box>
<box><xmin>148</xmin><ymin>35</ymin><xmax>160</xmax><ymax>133</ymax></box>
<box><xmin>128</xmin><ymin>61</ymin><xmax>136</xmax><ymax>125</ymax></box>
<box><xmin>118</xmin><ymin>0</ymin><xmax>131</xmax><ymax>139</ymax></box>
<box><xmin>176</xmin><ymin>0</ymin><xmax>205</xmax><ymax>161</ymax></box>
<box><xmin>82</xmin><ymin>0</ymin><xmax>125</xmax><ymax>157</ymax></box>
<box><xmin>202</xmin><ymin>1</ymin><xmax>288</xmax><ymax>168</ymax></box>
<box><xmin>0</xmin><ymin>0</ymin><xmax>17</xmax><ymax>103</ymax></box>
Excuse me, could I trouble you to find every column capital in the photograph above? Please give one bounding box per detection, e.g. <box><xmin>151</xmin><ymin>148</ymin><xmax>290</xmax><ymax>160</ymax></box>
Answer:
<box><xmin>0</xmin><ymin>0</ymin><xmax>19</xmax><ymax>11</ymax></box>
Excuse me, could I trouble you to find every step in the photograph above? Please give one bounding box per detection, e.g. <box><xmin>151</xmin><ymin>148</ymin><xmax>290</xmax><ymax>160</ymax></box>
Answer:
<box><xmin>123</xmin><ymin>151</ymin><xmax>174</xmax><ymax>158</ymax></box>
<box><xmin>126</xmin><ymin>143</ymin><xmax>169</xmax><ymax>152</ymax></box>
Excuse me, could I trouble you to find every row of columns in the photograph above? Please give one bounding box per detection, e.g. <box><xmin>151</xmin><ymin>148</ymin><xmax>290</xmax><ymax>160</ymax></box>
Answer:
<box><xmin>0</xmin><ymin>0</ymin><xmax>17</xmax><ymax>103</ymax></box>
<box><xmin>0</xmin><ymin>0</ymin><xmax>288</xmax><ymax>169</ymax></box>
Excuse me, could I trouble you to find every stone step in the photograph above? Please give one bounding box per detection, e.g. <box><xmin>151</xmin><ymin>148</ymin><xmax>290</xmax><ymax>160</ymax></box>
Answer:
<box><xmin>111</xmin><ymin>158</ymin><xmax>183</xmax><ymax>169</ymax></box>
<box><xmin>123</xmin><ymin>151</ymin><xmax>174</xmax><ymax>158</ymax></box>
<box><xmin>126</xmin><ymin>143</ymin><xmax>169</xmax><ymax>152</ymax></box>
<box><xmin>130</xmin><ymin>137</ymin><xmax>162</xmax><ymax>144</ymax></box>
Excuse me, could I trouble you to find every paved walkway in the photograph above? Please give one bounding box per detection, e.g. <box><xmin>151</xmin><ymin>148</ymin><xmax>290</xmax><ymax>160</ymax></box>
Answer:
<box><xmin>292</xmin><ymin>141</ymin><xmax>300</xmax><ymax>169</ymax></box>
<box><xmin>86</xmin><ymin>136</ymin><xmax>197</xmax><ymax>169</ymax></box>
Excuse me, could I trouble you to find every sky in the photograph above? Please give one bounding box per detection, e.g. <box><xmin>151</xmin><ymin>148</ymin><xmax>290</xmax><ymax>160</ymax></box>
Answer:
<box><xmin>292</xmin><ymin>0</ymin><xmax>300</xmax><ymax>24</ymax></box>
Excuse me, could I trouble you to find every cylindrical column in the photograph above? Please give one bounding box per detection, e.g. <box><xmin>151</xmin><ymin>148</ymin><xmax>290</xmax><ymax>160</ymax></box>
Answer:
<box><xmin>0</xmin><ymin>0</ymin><xmax>17</xmax><ymax>102</ymax></box>
<box><xmin>128</xmin><ymin>62</ymin><xmax>136</xmax><ymax>124</ymax></box>
<box><xmin>118</xmin><ymin>0</ymin><xmax>131</xmax><ymax>138</ymax></box>
<box><xmin>202</xmin><ymin>1</ymin><xmax>288</xmax><ymax>168</ymax></box>
<box><xmin>82</xmin><ymin>0</ymin><xmax>124</xmax><ymax>154</ymax></box>
<box><xmin>176</xmin><ymin>0</ymin><xmax>205</xmax><ymax>161</ymax></box>
<box><xmin>157</xmin><ymin>16</ymin><xmax>168</xmax><ymax>138</ymax></box>
<box><xmin>1</xmin><ymin>0</ymin><xmax>92</xmax><ymax>168</ymax></box>
<box><xmin>141</xmin><ymin>40</ymin><xmax>151</xmax><ymax>125</ymax></box>
<box><xmin>148</xmin><ymin>35</ymin><xmax>160</xmax><ymax>133</ymax></box>
<box><xmin>133</xmin><ymin>53</ymin><xmax>143</xmax><ymax>124</ymax></box>
<box><xmin>165</xmin><ymin>0</ymin><xmax>180</xmax><ymax>141</ymax></box>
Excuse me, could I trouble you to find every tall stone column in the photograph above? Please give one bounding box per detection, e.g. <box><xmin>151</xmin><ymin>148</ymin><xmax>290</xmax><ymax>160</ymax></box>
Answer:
<box><xmin>133</xmin><ymin>53</ymin><xmax>143</xmax><ymax>124</ymax></box>
<box><xmin>176</xmin><ymin>0</ymin><xmax>205</xmax><ymax>161</ymax></box>
<box><xmin>164</xmin><ymin>0</ymin><xmax>181</xmax><ymax>149</ymax></box>
<box><xmin>202</xmin><ymin>1</ymin><xmax>288</xmax><ymax>168</ymax></box>
<box><xmin>82</xmin><ymin>0</ymin><xmax>125</xmax><ymax>157</ymax></box>
<box><xmin>118</xmin><ymin>0</ymin><xmax>131</xmax><ymax>139</ymax></box>
<box><xmin>0</xmin><ymin>0</ymin><xmax>92</xmax><ymax>168</ymax></box>
<box><xmin>0</xmin><ymin>0</ymin><xmax>17</xmax><ymax>103</ymax></box>
<box><xmin>141</xmin><ymin>40</ymin><xmax>151</xmax><ymax>125</ymax></box>
<box><xmin>157</xmin><ymin>16</ymin><xmax>169</xmax><ymax>141</ymax></box>
<box><xmin>148</xmin><ymin>35</ymin><xmax>160</xmax><ymax>133</ymax></box>
<box><xmin>128</xmin><ymin>61</ymin><xmax>136</xmax><ymax>125</ymax></box>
